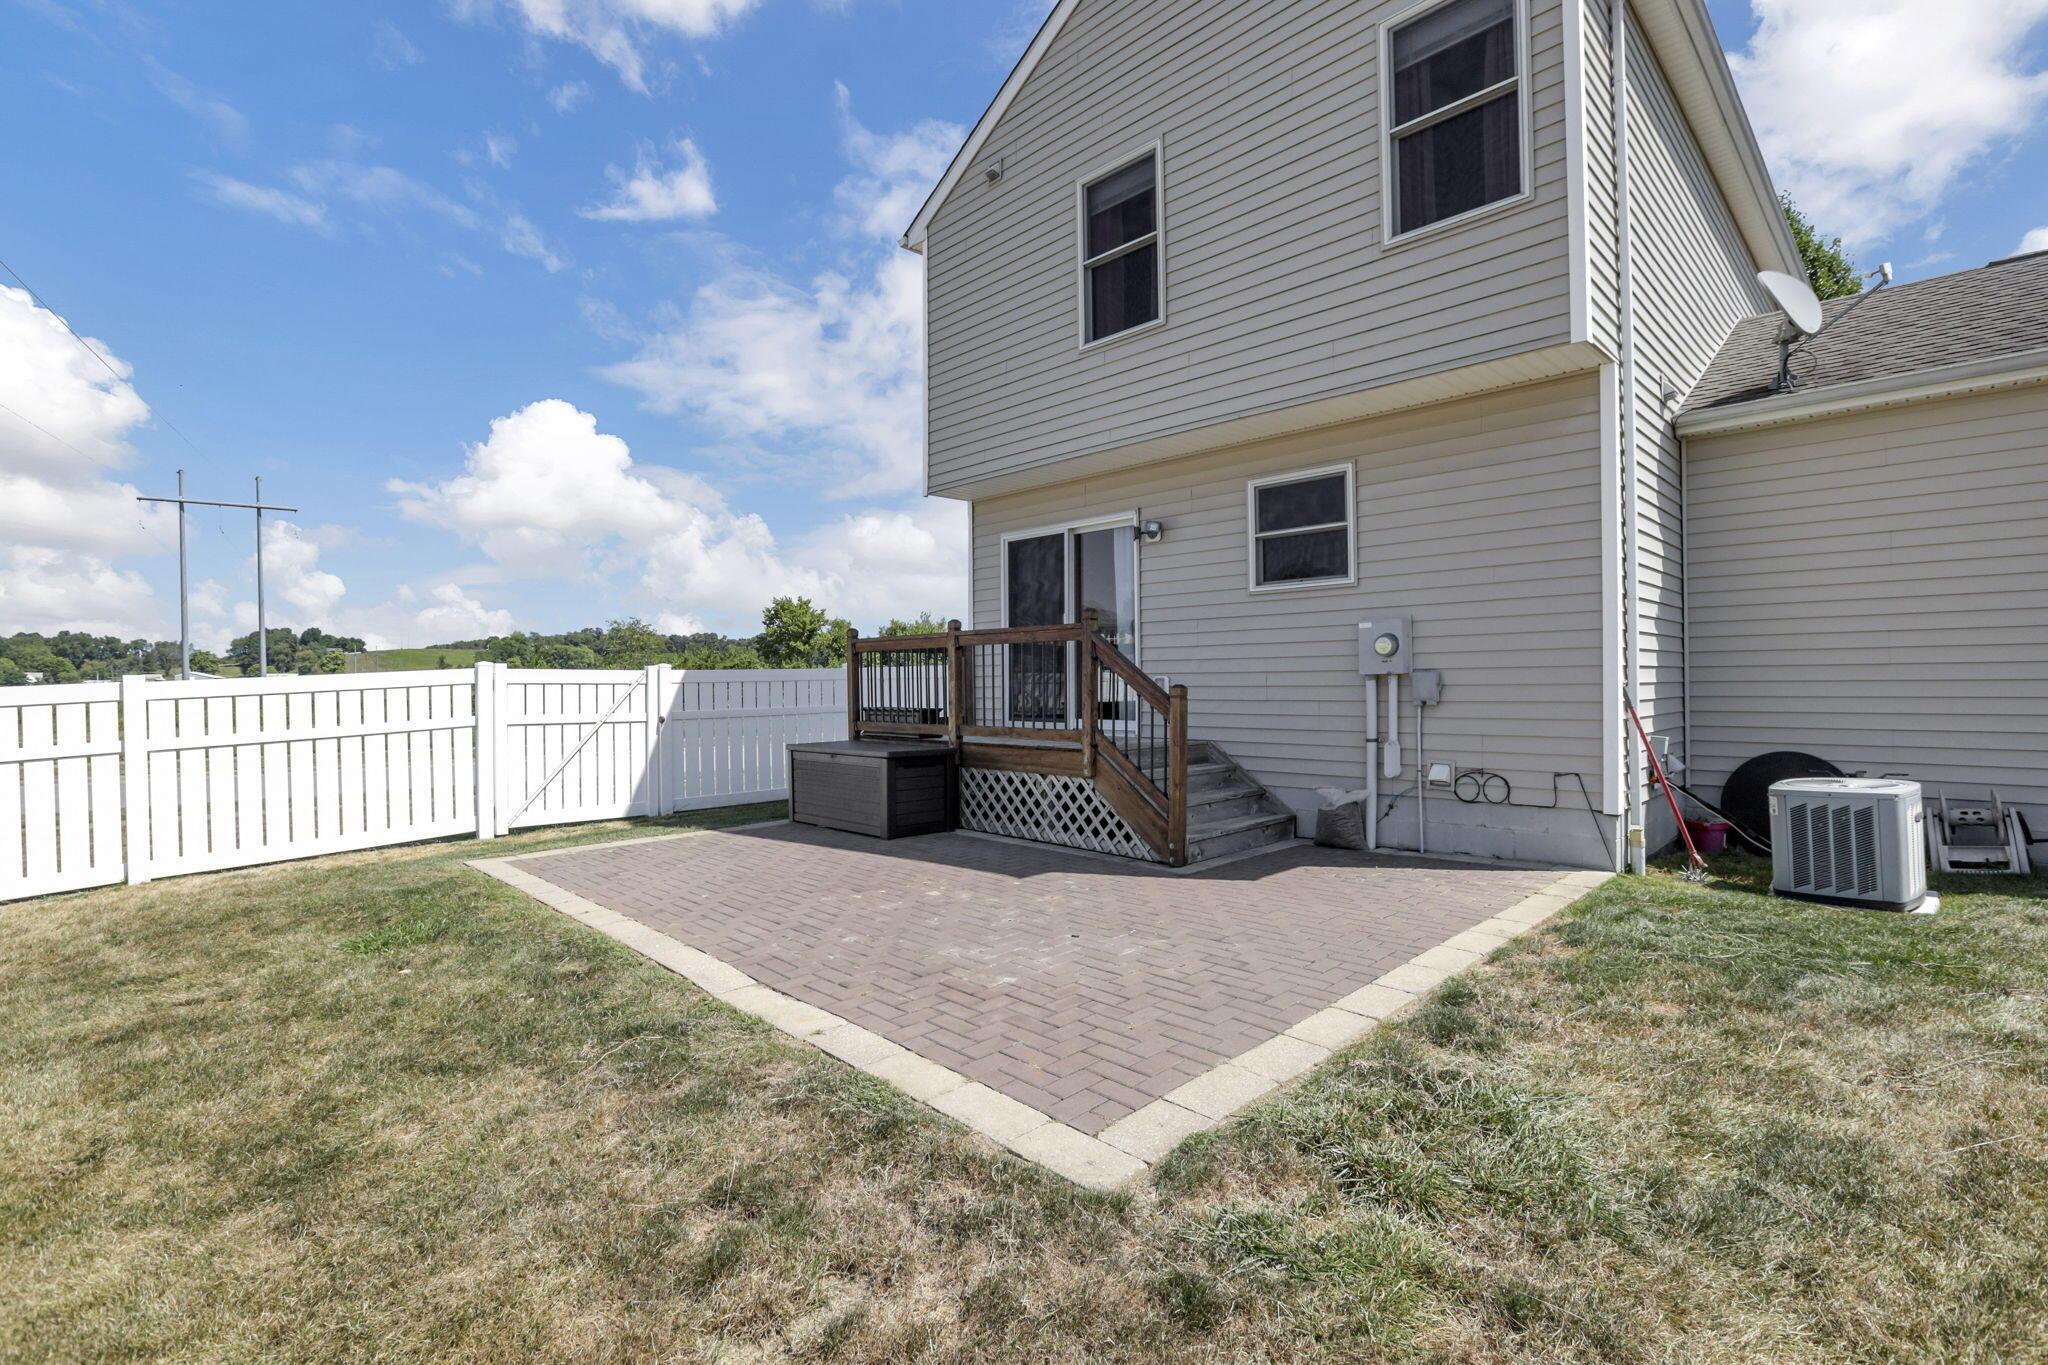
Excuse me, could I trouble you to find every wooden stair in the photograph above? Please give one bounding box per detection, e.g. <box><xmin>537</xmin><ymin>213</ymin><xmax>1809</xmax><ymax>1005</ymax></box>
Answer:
<box><xmin>1181</xmin><ymin>742</ymin><xmax>1298</xmax><ymax>863</ymax></box>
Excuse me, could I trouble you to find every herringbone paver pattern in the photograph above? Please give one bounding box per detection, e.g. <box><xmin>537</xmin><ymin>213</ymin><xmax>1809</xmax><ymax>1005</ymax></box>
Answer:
<box><xmin>510</xmin><ymin>826</ymin><xmax>1565</xmax><ymax>1135</ymax></box>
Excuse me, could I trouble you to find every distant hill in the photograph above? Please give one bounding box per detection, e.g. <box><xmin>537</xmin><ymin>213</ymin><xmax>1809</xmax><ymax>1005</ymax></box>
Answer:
<box><xmin>343</xmin><ymin>648</ymin><xmax>483</xmax><ymax>674</ymax></box>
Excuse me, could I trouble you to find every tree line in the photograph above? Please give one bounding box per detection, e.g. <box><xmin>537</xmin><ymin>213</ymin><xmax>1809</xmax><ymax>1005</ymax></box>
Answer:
<box><xmin>461</xmin><ymin>599</ymin><xmax>948</xmax><ymax>671</ymax></box>
<box><xmin>0</xmin><ymin>627</ymin><xmax>363</xmax><ymax>686</ymax></box>
<box><xmin>2</xmin><ymin>599</ymin><xmax>946</xmax><ymax>686</ymax></box>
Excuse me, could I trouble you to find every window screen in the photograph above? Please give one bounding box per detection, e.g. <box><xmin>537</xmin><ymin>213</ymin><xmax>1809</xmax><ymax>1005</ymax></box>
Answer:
<box><xmin>1082</xmin><ymin>154</ymin><xmax>1161</xmax><ymax>343</ymax></box>
<box><xmin>1252</xmin><ymin>470</ymin><xmax>1352</xmax><ymax>587</ymax></box>
<box><xmin>1389</xmin><ymin>0</ymin><xmax>1522</xmax><ymax>235</ymax></box>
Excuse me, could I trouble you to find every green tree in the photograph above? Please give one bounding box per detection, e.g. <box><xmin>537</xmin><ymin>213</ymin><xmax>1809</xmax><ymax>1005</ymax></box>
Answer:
<box><xmin>595</xmin><ymin>619</ymin><xmax>670</xmax><ymax>668</ymax></box>
<box><xmin>0</xmin><ymin>658</ymin><xmax>25</xmax><ymax>687</ymax></box>
<box><xmin>1782</xmin><ymin>196</ymin><xmax>1861</xmax><ymax>300</ymax></box>
<box><xmin>756</xmin><ymin>596</ymin><xmax>853</xmax><ymax>668</ymax></box>
<box><xmin>536</xmin><ymin>642</ymin><xmax>600</xmax><ymax>669</ymax></box>
<box><xmin>880</xmin><ymin>613</ymin><xmax>948</xmax><ymax>638</ymax></box>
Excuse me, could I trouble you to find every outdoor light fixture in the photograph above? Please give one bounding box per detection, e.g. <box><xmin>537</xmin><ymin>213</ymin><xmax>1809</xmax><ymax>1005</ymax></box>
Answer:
<box><xmin>1135</xmin><ymin>520</ymin><xmax>1164</xmax><ymax>544</ymax></box>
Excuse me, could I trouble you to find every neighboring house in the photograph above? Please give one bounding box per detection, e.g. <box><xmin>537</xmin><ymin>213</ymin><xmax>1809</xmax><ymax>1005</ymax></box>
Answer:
<box><xmin>896</xmin><ymin>0</ymin><xmax>2047</xmax><ymax>871</ymax></box>
<box><xmin>1677</xmin><ymin>252</ymin><xmax>2048</xmax><ymax>837</ymax></box>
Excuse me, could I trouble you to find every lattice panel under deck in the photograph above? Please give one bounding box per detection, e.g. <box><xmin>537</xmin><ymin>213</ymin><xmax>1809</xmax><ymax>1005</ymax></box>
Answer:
<box><xmin>959</xmin><ymin>768</ymin><xmax>1159</xmax><ymax>863</ymax></box>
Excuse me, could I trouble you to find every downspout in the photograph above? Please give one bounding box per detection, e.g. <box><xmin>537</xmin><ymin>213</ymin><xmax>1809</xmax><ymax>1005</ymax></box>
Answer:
<box><xmin>1612</xmin><ymin>0</ymin><xmax>1647</xmax><ymax>874</ymax></box>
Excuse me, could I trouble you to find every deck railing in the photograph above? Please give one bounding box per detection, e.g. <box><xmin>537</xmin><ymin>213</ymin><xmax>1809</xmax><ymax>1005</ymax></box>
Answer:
<box><xmin>848</xmin><ymin>616</ymin><xmax>1189</xmax><ymax>863</ymax></box>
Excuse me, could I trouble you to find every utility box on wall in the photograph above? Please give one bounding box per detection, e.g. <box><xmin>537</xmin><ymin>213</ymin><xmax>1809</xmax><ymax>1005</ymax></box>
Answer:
<box><xmin>1358</xmin><ymin>614</ymin><xmax>1413</xmax><ymax>675</ymax></box>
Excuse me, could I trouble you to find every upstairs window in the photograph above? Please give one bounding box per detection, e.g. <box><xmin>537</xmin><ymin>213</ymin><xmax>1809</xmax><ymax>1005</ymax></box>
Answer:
<box><xmin>1386</xmin><ymin>0</ymin><xmax>1525</xmax><ymax>237</ymax></box>
<box><xmin>1080</xmin><ymin>151</ymin><xmax>1162</xmax><ymax>345</ymax></box>
<box><xmin>1248</xmin><ymin>464</ymin><xmax>1356</xmax><ymax>591</ymax></box>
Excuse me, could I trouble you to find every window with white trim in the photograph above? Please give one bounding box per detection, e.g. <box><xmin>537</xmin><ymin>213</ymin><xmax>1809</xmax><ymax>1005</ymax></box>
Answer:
<box><xmin>1387</xmin><ymin>0</ymin><xmax>1524</xmax><ymax>237</ymax></box>
<box><xmin>1080</xmin><ymin>152</ymin><xmax>1161</xmax><ymax>344</ymax></box>
<box><xmin>1249</xmin><ymin>466</ymin><xmax>1355</xmax><ymax>590</ymax></box>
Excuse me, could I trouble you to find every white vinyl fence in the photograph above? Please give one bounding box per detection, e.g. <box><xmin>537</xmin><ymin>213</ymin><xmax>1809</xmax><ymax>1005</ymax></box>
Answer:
<box><xmin>0</xmin><ymin>663</ymin><xmax>844</xmax><ymax>903</ymax></box>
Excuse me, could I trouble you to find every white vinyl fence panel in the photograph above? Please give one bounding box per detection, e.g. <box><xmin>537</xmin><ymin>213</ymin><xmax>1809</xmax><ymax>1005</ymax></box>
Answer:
<box><xmin>1</xmin><ymin>683</ymin><xmax>125</xmax><ymax>900</ymax></box>
<box><xmin>131</xmin><ymin>671</ymin><xmax>481</xmax><ymax>880</ymax></box>
<box><xmin>665</xmin><ymin>670</ymin><xmax>844</xmax><ymax>812</ymax></box>
<box><xmin>0</xmin><ymin>663</ymin><xmax>845</xmax><ymax>903</ymax></box>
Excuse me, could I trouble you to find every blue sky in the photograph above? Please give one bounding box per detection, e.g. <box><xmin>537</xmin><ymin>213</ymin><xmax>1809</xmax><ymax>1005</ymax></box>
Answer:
<box><xmin>3</xmin><ymin>0</ymin><xmax>2045</xmax><ymax>647</ymax></box>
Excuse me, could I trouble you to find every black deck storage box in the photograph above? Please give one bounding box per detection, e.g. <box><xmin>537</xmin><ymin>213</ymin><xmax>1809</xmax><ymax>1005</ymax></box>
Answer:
<box><xmin>788</xmin><ymin>740</ymin><xmax>955</xmax><ymax>839</ymax></box>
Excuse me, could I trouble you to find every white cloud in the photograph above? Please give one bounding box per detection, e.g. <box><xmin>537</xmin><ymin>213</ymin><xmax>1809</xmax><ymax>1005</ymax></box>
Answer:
<box><xmin>548</xmin><ymin>80</ymin><xmax>592</xmax><ymax>114</ymax></box>
<box><xmin>455</xmin><ymin>0</ymin><xmax>766</xmax><ymax>91</ymax></box>
<box><xmin>211</xmin><ymin>523</ymin><xmax>517</xmax><ymax>650</ymax></box>
<box><xmin>373</xmin><ymin>21</ymin><xmax>424</xmax><ymax>69</ymax></box>
<box><xmin>196</xmin><ymin>155</ymin><xmax>567</xmax><ymax>274</ymax></box>
<box><xmin>0</xmin><ymin>549</ymin><xmax>160</xmax><ymax>638</ymax></box>
<box><xmin>0</xmin><ymin>284</ymin><xmax>170</xmax><ymax>636</ymax></box>
<box><xmin>193</xmin><ymin>172</ymin><xmax>333</xmax><ymax>233</ymax></box>
<box><xmin>600</xmin><ymin>93</ymin><xmax>958</xmax><ymax>497</ymax></box>
<box><xmin>145</xmin><ymin>59</ymin><xmax>249</xmax><ymax>145</ymax></box>
<box><xmin>1728</xmin><ymin>0</ymin><xmax>2048</xmax><ymax>244</ymax></box>
<box><xmin>288</xmin><ymin>160</ymin><xmax>480</xmax><ymax>229</ymax></box>
<box><xmin>484</xmin><ymin>132</ymin><xmax>519</xmax><ymax>169</ymax></box>
<box><xmin>580</xmin><ymin>137</ymin><xmax>717</xmax><ymax>222</ymax></box>
<box><xmin>501</xmin><ymin>213</ymin><xmax>569</xmax><ymax>272</ymax></box>
<box><xmin>2018</xmin><ymin>226</ymin><xmax>2048</xmax><ymax>254</ymax></box>
<box><xmin>831</xmin><ymin>84</ymin><xmax>961</xmax><ymax>239</ymax></box>
<box><xmin>390</xmin><ymin>399</ymin><xmax>966</xmax><ymax>630</ymax></box>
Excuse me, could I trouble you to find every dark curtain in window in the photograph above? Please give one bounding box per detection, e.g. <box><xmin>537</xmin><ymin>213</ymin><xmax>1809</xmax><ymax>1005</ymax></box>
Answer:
<box><xmin>1393</xmin><ymin>3</ymin><xmax>1515</xmax><ymax>125</ymax></box>
<box><xmin>1260</xmin><ymin>530</ymin><xmax>1349</xmax><ymax>584</ymax></box>
<box><xmin>1089</xmin><ymin>242</ymin><xmax>1159</xmax><ymax>341</ymax></box>
<box><xmin>1397</xmin><ymin>92</ymin><xmax>1520</xmax><ymax>234</ymax></box>
<box><xmin>1086</xmin><ymin>158</ymin><xmax>1156</xmax><ymax>258</ymax></box>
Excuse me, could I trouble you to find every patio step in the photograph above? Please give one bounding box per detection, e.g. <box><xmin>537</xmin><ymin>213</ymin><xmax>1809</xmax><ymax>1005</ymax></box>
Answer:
<box><xmin>1182</xmin><ymin>742</ymin><xmax>1298</xmax><ymax>864</ymax></box>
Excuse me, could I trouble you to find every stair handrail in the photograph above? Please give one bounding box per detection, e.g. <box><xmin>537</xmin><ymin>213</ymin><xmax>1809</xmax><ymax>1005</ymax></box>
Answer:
<box><xmin>1080</xmin><ymin>611</ymin><xmax>1190</xmax><ymax>865</ymax></box>
<box><xmin>846</xmin><ymin>618</ymin><xmax>1191</xmax><ymax>865</ymax></box>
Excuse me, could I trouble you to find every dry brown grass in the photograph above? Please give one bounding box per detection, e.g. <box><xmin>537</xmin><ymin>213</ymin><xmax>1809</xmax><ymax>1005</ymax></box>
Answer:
<box><xmin>3</xmin><ymin>814</ymin><xmax>2044</xmax><ymax>1362</ymax></box>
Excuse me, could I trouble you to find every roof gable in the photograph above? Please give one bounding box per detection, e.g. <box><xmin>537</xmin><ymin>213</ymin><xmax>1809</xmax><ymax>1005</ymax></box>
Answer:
<box><xmin>903</xmin><ymin>0</ymin><xmax>1801</xmax><ymax>276</ymax></box>
<box><xmin>899</xmin><ymin>0</ymin><xmax>1082</xmax><ymax>253</ymax></box>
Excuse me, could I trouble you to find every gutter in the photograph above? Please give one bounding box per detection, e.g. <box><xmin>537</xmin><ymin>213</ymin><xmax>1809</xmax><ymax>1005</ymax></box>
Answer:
<box><xmin>1676</xmin><ymin>347</ymin><xmax>2048</xmax><ymax>436</ymax></box>
<box><xmin>1614</xmin><ymin>0</ymin><xmax>1646</xmax><ymax>876</ymax></box>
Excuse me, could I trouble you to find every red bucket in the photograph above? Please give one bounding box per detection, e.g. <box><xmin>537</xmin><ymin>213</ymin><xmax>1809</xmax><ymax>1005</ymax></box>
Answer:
<box><xmin>1685</xmin><ymin>820</ymin><xmax>1731</xmax><ymax>855</ymax></box>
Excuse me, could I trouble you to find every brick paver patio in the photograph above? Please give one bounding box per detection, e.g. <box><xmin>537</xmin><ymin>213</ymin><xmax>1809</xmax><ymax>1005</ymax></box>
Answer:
<box><xmin>505</xmin><ymin>824</ymin><xmax>1568</xmax><ymax>1137</ymax></box>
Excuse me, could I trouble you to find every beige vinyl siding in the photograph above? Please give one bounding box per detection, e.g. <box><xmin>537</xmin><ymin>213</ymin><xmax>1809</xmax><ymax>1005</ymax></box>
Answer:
<box><xmin>971</xmin><ymin>374</ymin><xmax>1615</xmax><ymax>868</ymax></box>
<box><xmin>1688</xmin><ymin>387</ymin><xmax>2048</xmax><ymax>820</ymax></box>
<box><xmin>1579</xmin><ymin>0</ymin><xmax>1619</xmax><ymax>354</ymax></box>
<box><xmin>925</xmin><ymin>0</ymin><xmax>1578</xmax><ymax>496</ymax></box>
<box><xmin>1614</xmin><ymin>23</ymin><xmax>1767</xmax><ymax>825</ymax></box>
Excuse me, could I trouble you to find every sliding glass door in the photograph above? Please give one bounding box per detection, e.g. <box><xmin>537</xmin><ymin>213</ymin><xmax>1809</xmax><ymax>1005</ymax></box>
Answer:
<box><xmin>1004</xmin><ymin>533</ymin><xmax>1068</xmax><ymax>724</ymax></box>
<box><xmin>1002</xmin><ymin>518</ymin><xmax>1139</xmax><ymax>726</ymax></box>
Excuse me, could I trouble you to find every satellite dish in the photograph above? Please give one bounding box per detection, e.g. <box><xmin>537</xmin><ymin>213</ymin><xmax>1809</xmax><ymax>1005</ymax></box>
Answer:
<box><xmin>1758</xmin><ymin>270</ymin><xmax>1825</xmax><ymax>336</ymax></box>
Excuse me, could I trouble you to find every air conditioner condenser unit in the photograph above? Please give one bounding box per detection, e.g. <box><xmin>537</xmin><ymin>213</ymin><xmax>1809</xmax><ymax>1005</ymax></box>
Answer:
<box><xmin>1769</xmin><ymin>778</ymin><xmax>1933</xmax><ymax>913</ymax></box>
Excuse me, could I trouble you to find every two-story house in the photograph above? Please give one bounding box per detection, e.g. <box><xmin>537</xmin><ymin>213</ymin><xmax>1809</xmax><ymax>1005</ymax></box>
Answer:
<box><xmin>891</xmin><ymin>0</ymin><xmax>2048</xmax><ymax>874</ymax></box>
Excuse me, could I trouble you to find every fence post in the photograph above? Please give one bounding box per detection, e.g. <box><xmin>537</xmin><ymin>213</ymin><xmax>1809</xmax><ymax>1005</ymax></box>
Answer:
<box><xmin>473</xmin><ymin>661</ymin><xmax>497</xmax><ymax>842</ymax></box>
<box><xmin>1168</xmin><ymin>684</ymin><xmax>1190</xmax><ymax>867</ymax></box>
<box><xmin>1078</xmin><ymin>610</ymin><xmax>1099</xmax><ymax>779</ymax></box>
<box><xmin>644</xmin><ymin>662</ymin><xmax>669</xmax><ymax>817</ymax></box>
<box><xmin>945</xmin><ymin>620</ymin><xmax>964</xmax><ymax>751</ymax></box>
<box><xmin>845</xmin><ymin>629</ymin><xmax>860</xmax><ymax>741</ymax></box>
<box><xmin>119</xmin><ymin>672</ymin><xmax>152</xmax><ymax>885</ymax></box>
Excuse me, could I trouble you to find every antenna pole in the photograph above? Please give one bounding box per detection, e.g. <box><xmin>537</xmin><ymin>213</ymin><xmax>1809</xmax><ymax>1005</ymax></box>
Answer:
<box><xmin>255</xmin><ymin>476</ymin><xmax>267</xmax><ymax>677</ymax></box>
<box><xmin>176</xmin><ymin>469</ymin><xmax>189</xmax><ymax>679</ymax></box>
<box><xmin>136</xmin><ymin>477</ymin><xmax>299</xmax><ymax>682</ymax></box>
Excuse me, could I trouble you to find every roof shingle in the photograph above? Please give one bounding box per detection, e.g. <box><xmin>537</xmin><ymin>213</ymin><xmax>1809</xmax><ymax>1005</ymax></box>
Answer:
<box><xmin>1683</xmin><ymin>250</ymin><xmax>2048</xmax><ymax>414</ymax></box>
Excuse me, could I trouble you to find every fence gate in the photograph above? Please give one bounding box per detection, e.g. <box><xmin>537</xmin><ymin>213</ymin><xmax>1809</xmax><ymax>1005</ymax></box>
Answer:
<box><xmin>495</xmin><ymin>668</ymin><xmax>662</xmax><ymax>833</ymax></box>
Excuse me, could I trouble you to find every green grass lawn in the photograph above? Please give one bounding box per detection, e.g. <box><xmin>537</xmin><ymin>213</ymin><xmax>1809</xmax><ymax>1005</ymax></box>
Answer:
<box><xmin>343</xmin><ymin>647</ymin><xmax>483</xmax><ymax>674</ymax></box>
<box><xmin>3</xmin><ymin>817</ymin><xmax>2044</xmax><ymax>1362</ymax></box>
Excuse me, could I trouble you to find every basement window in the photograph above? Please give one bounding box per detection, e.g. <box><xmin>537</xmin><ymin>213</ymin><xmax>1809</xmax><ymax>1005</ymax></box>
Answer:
<box><xmin>1385</xmin><ymin>0</ymin><xmax>1527</xmax><ymax>237</ymax></box>
<box><xmin>1079</xmin><ymin>150</ymin><xmax>1163</xmax><ymax>345</ymax></box>
<box><xmin>1248</xmin><ymin>464</ymin><xmax>1356</xmax><ymax>591</ymax></box>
